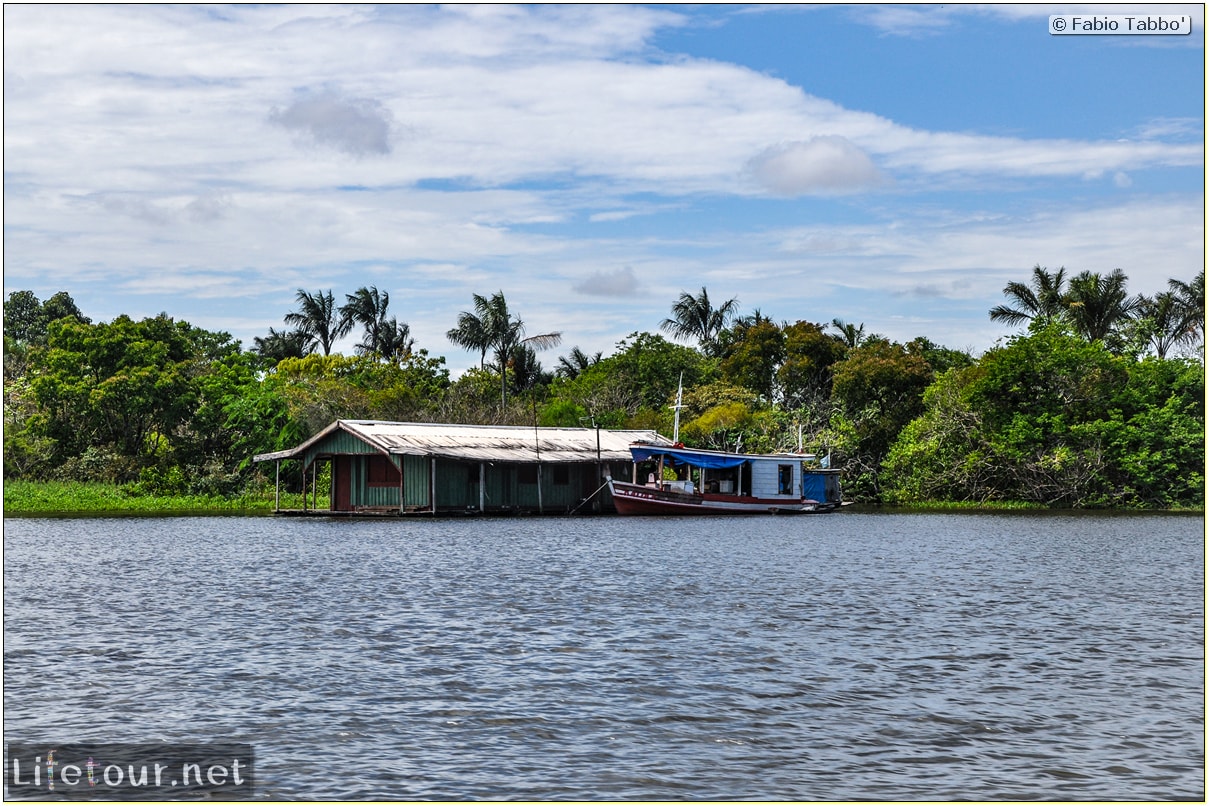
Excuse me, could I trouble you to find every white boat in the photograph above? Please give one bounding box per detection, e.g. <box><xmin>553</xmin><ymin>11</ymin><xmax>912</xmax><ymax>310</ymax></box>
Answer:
<box><xmin>607</xmin><ymin>442</ymin><xmax>844</xmax><ymax>516</ymax></box>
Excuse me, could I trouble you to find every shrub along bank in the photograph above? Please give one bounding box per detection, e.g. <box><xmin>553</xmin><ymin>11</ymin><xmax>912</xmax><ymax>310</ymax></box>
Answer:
<box><xmin>4</xmin><ymin>274</ymin><xmax>1204</xmax><ymax>511</ymax></box>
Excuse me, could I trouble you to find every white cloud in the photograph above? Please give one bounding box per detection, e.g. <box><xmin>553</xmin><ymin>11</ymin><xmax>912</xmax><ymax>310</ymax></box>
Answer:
<box><xmin>1133</xmin><ymin>116</ymin><xmax>1204</xmax><ymax>140</ymax></box>
<box><xmin>573</xmin><ymin>266</ymin><xmax>641</xmax><ymax>297</ymax></box>
<box><xmin>268</xmin><ymin>90</ymin><xmax>394</xmax><ymax>156</ymax></box>
<box><xmin>2</xmin><ymin>5</ymin><xmax>1202</xmax><ymax>364</ymax></box>
<box><xmin>747</xmin><ymin>137</ymin><xmax>886</xmax><ymax>196</ymax></box>
<box><xmin>5</xmin><ymin>4</ymin><xmax>1199</xmax><ymax>206</ymax></box>
<box><xmin>855</xmin><ymin>5</ymin><xmax>961</xmax><ymax>37</ymax></box>
<box><xmin>877</xmin><ymin>129</ymin><xmax>1201</xmax><ymax>179</ymax></box>
<box><xmin>768</xmin><ymin>197</ymin><xmax>1204</xmax><ymax>298</ymax></box>
<box><xmin>590</xmin><ymin>210</ymin><xmax>641</xmax><ymax>223</ymax></box>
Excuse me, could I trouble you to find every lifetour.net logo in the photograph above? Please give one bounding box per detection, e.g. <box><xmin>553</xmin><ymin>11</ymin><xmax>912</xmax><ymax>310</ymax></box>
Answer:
<box><xmin>4</xmin><ymin>743</ymin><xmax>254</xmax><ymax>800</ymax></box>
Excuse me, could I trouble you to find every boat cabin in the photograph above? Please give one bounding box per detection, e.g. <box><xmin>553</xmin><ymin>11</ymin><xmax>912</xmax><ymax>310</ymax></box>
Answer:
<box><xmin>607</xmin><ymin>442</ymin><xmax>843</xmax><ymax>514</ymax></box>
<box><xmin>630</xmin><ymin>444</ymin><xmax>838</xmax><ymax>502</ymax></box>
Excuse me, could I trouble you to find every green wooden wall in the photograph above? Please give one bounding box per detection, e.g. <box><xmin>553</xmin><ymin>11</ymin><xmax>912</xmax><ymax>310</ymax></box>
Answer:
<box><xmin>301</xmin><ymin>426</ymin><xmax>616</xmax><ymax>513</ymax></box>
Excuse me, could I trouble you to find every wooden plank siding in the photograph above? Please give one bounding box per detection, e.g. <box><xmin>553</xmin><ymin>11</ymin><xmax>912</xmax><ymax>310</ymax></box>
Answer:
<box><xmin>301</xmin><ymin>430</ymin><xmax>379</xmax><ymax>468</ymax></box>
<box><xmin>750</xmin><ymin>457</ymin><xmax>800</xmax><ymax>500</ymax></box>
<box><xmin>309</xmin><ymin>452</ymin><xmax>609</xmax><ymax>513</ymax></box>
<box><xmin>432</xmin><ymin>462</ymin><xmax>605</xmax><ymax>512</ymax></box>
<box><xmin>262</xmin><ymin>421</ymin><xmax>649</xmax><ymax>515</ymax></box>
<box><xmin>402</xmin><ymin>454</ymin><xmax>430</xmax><ymax>509</ymax></box>
<box><xmin>298</xmin><ymin>430</ymin><xmax>402</xmax><ymax>511</ymax></box>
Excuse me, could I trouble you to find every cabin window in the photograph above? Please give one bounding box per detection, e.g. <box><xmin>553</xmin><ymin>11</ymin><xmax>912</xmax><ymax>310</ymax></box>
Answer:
<box><xmin>553</xmin><ymin>465</ymin><xmax>570</xmax><ymax>486</ymax></box>
<box><xmin>367</xmin><ymin>455</ymin><xmax>401</xmax><ymax>487</ymax></box>
<box><xmin>778</xmin><ymin>464</ymin><xmax>794</xmax><ymax>495</ymax></box>
<box><xmin>518</xmin><ymin>465</ymin><xmax>538</xmax><ymax>484</ymax></box>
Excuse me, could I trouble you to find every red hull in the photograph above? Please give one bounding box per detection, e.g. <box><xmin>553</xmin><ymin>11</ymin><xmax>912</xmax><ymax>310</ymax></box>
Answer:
<box><xmin>608</xmin><ymin>479</ymin><xmax>836</xmax><ymax>515</ymax></box>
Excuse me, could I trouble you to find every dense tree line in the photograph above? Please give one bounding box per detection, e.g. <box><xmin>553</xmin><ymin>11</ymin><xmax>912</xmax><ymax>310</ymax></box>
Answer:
<box><xmin>3</xmin><ymin>268</ymin><xmax>1203</xmax><ymax>507</ymax></box>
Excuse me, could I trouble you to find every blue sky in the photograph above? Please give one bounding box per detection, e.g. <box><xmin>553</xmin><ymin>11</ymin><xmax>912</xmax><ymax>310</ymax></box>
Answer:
<box><xmin>4</xmin><ymin>4</ymin><xmax>1203</xmax><ymax>371</ymax></box>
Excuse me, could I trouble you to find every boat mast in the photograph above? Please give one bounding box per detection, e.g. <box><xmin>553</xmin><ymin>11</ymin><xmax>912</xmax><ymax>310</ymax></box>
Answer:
<box><xmin>671</xmin><ymin>372</ymin><xmax>684</xmax><ymax>444</ymax></box>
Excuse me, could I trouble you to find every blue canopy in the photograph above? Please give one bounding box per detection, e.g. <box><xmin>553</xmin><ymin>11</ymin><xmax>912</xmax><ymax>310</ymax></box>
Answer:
<box><xmin>630</xmin><ymin>445</ymin><xmax>749</xmax><ymax>469</ymax></box>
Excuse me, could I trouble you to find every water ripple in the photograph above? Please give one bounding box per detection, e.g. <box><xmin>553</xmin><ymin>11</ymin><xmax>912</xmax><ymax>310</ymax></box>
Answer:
<box><xmin>4</xmin><ymin>512</ymin><xmax>1203</xmax><ymax>800</ymax></box>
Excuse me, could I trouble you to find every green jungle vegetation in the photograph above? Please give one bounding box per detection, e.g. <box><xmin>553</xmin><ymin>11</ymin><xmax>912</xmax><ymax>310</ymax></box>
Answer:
<box><xmin>3</xmin><ymin>479</ymin><xmax>306</xmax><ymax>515</ymax></box>
<box><xmin>4</xmin><ymin>267</ymin><xmax>1204</xmax><ymax>513</ymax></box>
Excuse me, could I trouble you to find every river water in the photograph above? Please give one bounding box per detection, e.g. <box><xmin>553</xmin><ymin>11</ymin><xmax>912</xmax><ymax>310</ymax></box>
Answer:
<box><xmin>4</xmin><ymin>512</ymin><xmax>1204</xmax><ymax>800</ymax></box>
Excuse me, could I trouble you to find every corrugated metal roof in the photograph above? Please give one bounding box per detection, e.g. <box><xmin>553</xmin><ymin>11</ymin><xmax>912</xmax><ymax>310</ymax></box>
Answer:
<box><xmin>253</xmin><ymin>420</ymin><xmax>673</xmax><ymax>464</ymax></box>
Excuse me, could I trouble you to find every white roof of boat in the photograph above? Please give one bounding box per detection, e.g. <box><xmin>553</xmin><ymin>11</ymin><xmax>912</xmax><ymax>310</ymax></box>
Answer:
<box><xmin>253</xmin><ymin>420</ymin><xmax>674</xmax><ymax>464</ymax></box>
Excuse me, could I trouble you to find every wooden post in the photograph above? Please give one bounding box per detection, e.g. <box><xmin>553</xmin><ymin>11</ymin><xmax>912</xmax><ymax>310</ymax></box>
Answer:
<box><xmin>302</xmin><ymin>462</ymin><xmax>307</xmax><ymax>512</ymax></box>
<box><xmin>532</xmin><ymin>420</ymin><xmax>543</xmax><ymax>515</ymax></box>
<box><xmin>398</xmin><ymin>455</ymin><xmax>404</xmax><ymax>515</ymax></box>
<box><xmin>537</xmin><ymin>463</ymin><xmax>544</xmax><ymax>515</ymax></box>
<box><xmin>430</xmin><ymin>456</ymin><xmax>437</xmax><ymax>515</ymax></box>
<box><xmin>274</xmin><ymin>460</ymin><xmax>280</xmax><ymax>512</ymax></box>
<box><xmin>311</xmin><ymin>461</ymin><xmax>317</xmax><ymax>511</ymax></box>
<box><xmin>479</xmin><ymin>462</ymin><xmax>485</xmax><ymax>513</ymax></box>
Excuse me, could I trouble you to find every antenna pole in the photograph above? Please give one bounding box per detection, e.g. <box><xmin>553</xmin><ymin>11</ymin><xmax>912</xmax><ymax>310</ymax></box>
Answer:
<box><xmin>671</xmin><ymin>372</ymin><xmax>684</xmax><ymax>443</ymax></box>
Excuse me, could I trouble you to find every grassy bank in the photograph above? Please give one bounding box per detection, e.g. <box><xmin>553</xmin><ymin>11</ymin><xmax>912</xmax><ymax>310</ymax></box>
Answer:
<box><xmin>3</xmin><ymin>480</ymin><xmax>306</xmax><ymax>516</ymax></box>
<box><xmin>859</xmin><ymin>500</ymin><xmax>1203</xmax><ymax>513</ymax></box>
<box><xmin>877</xmin><ymin>500</ymin><xmax>1046</xmax><ymax>511</ymax></box>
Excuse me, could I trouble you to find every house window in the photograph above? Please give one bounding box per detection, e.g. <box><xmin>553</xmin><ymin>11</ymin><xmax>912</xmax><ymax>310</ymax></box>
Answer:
<box><xmin>553</xmin><ymin>465</ymin><xmax>570</xmax><ymax>486</ymax></box>
<box><xmin>368</xmin><ymin>455</ymin><xmax>401</xmax><ymax>487</ymax></box>
<box><xmin>778</xmin><ymin>464</ymin><xmax>794</xmax><ymax>495</ymax></box>
<box><xmin>518</xmin><ymin>465</ymin><xmax>538</xmax><ymax>484</ymax></box>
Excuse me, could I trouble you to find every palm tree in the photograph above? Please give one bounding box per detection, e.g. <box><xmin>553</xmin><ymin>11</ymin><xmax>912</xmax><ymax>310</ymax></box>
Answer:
<box><xmin>1169</xmin><ymin>270</ymin><xmax>1205</xmax><ymax>347</ymax></box>
<box><xmin>284</xmin><ymin>289</ymin><xmax>350</xmax><ymax>355</ymax></box>
<box><xmin>489</xmin><ymin>293</ymin><xmax>562</xmax><ymax>407</ymax></box>
<box><xmin>989</xmin><ymin>265</ymin><xmax>1068</xmax><ymax>329</ymax></box>
<box><xmin>446</xmin><ymin>306</ymin><xmax>493</xmax><ymax>369</ymax></box>
<box><xmin>734</xmin><ymin>308</ymin><xmax>773</xmax><ymax>329</ymax></box>
<box><xmin>1135</xmin><ymin>292</ymin><xmax>1185</xmax><ymax>359</ymax></box>
<box><xmin>451</xmin><ymin>291</ymin><xmax>562</xmax><ymax>406</ymax></box>
<box><xmin>556</xmin><ymin>346</ymin><xmax>602</xmax><ymax>380</ymax></box>
<box><xmin>508</xmin><ymin>344</ymin><xmax>552</xmax><ymax>395</ymax></box>
<box><xmin>376</xmin><ymin>317</ymin><xmax>414</xmax><ymax>364</ymax></box>
<box><xmin>830</xmin><ymin>318</ymin><xmax>865</xmax><ymax>349</ymax></box>
<box><xmin>254</xmin><ymin>327</ymin><xmax>314</xmax><ymax>366</ymax></box>
<box><xmin>660</xmin><ymin>287</ymin><xmax>739</xmax><ymax>355</ymax></box>
<box><xmin>1064</xmin><ymin>268</ymin><xmax>1139</xmax><ymax>343</ymax></box>
<box><xmin>340</xmin><ymin>286</ymin><xmax>396</xmax><ymax>358</ymax></box>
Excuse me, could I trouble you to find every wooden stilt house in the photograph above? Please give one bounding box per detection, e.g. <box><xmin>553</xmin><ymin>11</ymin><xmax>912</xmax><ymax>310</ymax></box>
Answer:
<box><xmin>253</xmin><ymin>420</ymin><xmax>673</xmax><ymax>515</ymax></box>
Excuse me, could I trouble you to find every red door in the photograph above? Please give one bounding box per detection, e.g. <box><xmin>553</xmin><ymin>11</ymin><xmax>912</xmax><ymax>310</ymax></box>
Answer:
<box><xmin>334</xmin><ymin>456</ymin><xmax>352</xmax><ymax>511</ymax></box>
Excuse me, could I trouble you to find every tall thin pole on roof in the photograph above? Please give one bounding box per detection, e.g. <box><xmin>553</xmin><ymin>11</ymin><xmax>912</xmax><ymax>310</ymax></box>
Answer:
<box><xmin>582</xmin><ymin>413</ymin><xmax>603</xmax><ymax>502</ymax></box>
<box><xmin>533</xmin><ymin>398</ymin><xmax>544</xmax><ymax>514</ymax></box>
<box><xmin>671</xmin><ymin>372</ymin><xmax>684</xmax><ymax>444</ymax></box>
